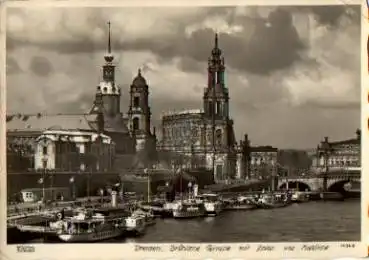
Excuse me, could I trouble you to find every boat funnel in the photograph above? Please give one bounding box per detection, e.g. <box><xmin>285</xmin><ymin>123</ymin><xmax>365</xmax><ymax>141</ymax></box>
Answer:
<box><xmin>111</xmin><ymin>191</ymin><xmax>117</xmax><ymax>207</ymax></box>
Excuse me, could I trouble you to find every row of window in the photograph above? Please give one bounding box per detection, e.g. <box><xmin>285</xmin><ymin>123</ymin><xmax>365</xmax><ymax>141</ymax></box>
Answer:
<box><xmin>206</xmin><ymin>101</ymin><xmax>228</xmax><ymax>116</ymax></box>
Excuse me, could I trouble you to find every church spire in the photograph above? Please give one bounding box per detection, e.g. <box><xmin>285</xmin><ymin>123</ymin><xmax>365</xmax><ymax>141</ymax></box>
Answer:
<box><xmin>108</xmin><ymin>21</ymin><xmax>111</xmax><ymax>54</ymax></box>
<box><xmin>211</xmin><ymin>32</ymin><xmax>222</xmax><ymax>58</ymax></box>
<box><xmin>214</xmin><ymin>33</ymin><xmax>218</xmax><ymax>49</ymax></box>
<box><xmin>104</xmin><ymin>21</ymin><xmax>114</xmax><ymax>63</ymax></box>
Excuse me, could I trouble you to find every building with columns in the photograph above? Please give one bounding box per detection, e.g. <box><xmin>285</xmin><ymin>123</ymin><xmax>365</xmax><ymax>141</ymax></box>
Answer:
<box><xmin>312</xmin><ymin>129</ymin><xmax>361</xmax><ymax>172</ymax></box>
<box><xmin>158</xmin><ymin>34</ymin><xmax>238</xmax><ymax>182</ymax></box>
<box><xmin>236</xmin><ymin>134</ymin><xmax>278</xmax><ymax>180</ymax></box>
<box><xmin>34</xmin><ymin>130</ymin><xmax>114</xmax><ymax>172</ymax></box>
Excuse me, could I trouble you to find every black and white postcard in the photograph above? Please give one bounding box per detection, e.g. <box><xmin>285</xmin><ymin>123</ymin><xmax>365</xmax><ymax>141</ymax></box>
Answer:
<box><xmin>1</xmin><ymin>0</ymin><xmax>368</xmax><ymax>259</ymax></box>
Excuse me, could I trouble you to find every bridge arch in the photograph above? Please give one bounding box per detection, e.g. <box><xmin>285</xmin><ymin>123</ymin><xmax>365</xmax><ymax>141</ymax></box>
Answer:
<box><xmin>279</xmin><ymin>181</ymin><xmax>312</xmax><ymax>191</ymax></box>
<box><xmin>328</xmin><ymin>180</ymin><xmax>360</xmax><ymax>193</ymax></box>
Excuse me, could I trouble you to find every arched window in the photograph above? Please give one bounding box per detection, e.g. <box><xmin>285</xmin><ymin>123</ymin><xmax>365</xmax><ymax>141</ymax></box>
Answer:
<box><xmin>133</xmin><ymin>96</ymin><xmax>140</xmax><ymax>107</ymax></box>
<box><xmin>216</xmin><ymin>101</ymin><xmax>222</xmax><ymax>115</ymax></box>
<box><xmin>215</xmin><ymin>129</ymin><xmax>222</xmax><ymax>145</ymax></box>
<box><xmin>208</xmin><ymin>101</ymin><xmax>213</xmax><ymax>116</ymax></box>
<box><xmin>133</xmin><ymin>118</ymin><xmax>139</xmax><ymax>131</ymax></box>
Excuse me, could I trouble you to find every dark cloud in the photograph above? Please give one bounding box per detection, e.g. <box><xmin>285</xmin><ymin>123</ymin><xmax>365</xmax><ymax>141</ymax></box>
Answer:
<box><xmin>177</xmin><ymin>57</ymin><xmax>205</xmax><ymax>73</ymax></box>
<box><xmin>5</xmin><ymin>6</ymin><xmax>361</xmax><ymax>148</ymax></box>
<box><xmin>123</xmin><ymin>8</ymin><xmax>305</xmax><ymax>75</ymax></box>
<box><xmin>29</xmin><ymin>56</ymin><xmax>53</xmax><ymax>77</ymax></box>
<box><xmin>51</xmin><ymin>92</ymin><xmax>95</xmax><ymax>114</ymax></box>
<box><xmin>7</xmin><ymin>5</ymin><xmax>360</xmax><ymax>76</ymax></box>
<box><xmin>309</xmin><ymin>5</ymin><xmax>360</xmax><ymax>27</ymax></box>
<box><xmin>302</xmin><ymin>100</ymin><xmax>360</xmax><ymax>110</ymax></box>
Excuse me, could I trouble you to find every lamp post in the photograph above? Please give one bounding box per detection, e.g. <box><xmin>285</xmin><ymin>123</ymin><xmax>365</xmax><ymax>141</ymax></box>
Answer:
<box><xmin>69</xmin><ymin>176</ymin><xmax>75</xmax><ymax>200</ymax></box>
<box><xmin>320</xmin><ymin>136</ymin><xmax>332</xmax><ymax>192</ymax></box>
<box><xmin>188</xmin><ymin>181</ymin><xmax>192</xmax><ymax>199</ymax></box>
<box><xmin>99</xmin><ymin>188</ymin><xmax>104</xmax><ymax>205</ymax></box>
<box><xmin>42</xmin><ymin>157</ymin><xmax>47</xmax><ymax>205</ymax></box>
<box><xmin>144</xmin><ymin>168</ymin><xmax>150</xmax><ymax>203</ymax></box>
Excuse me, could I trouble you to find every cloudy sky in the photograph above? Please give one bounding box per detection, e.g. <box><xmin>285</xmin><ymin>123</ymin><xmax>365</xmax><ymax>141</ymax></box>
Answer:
<box><xmin>6</xmin><ymin>5</ymin><xmax>361</xmax><ymax>149</ymax></box>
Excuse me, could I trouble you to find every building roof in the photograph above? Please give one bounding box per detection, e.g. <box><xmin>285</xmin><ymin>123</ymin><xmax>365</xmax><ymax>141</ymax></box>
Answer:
<box><xmin>329</xmin><ymin>138</ymin><xmax>360</xmax><ymax>146</ymax></box>
<box><xmin>131</xmin><ymin>69</ymin><xmax>147</xmax><ymax>87</ymax></box>
<box><xmin>7</xmin><ymin>113</ymin><xmax>130</xmax><ymax>135</ymax></box>
<box><xmin>250</xmin><ymin>146</ymin><xmax>278</xmax><ymax>152</ymax></box>
<box><xmin>101</xmin><ymin>114</ymin><xmax>130</xmax><ymax>134</ymax></box>
<box><xmin>6</xmin><ymin>114</ymin><xmax>97</xmax><ymax>133</ymax></box>
<box><xmin>161</xmin><ymin>109</ymin><xmax>204</xmax><ymax>119</ymax></box>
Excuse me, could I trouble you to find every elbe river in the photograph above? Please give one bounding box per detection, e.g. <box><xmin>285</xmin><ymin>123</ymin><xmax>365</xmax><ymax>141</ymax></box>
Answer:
<box><xmin>128</xmin><ymin>199</ymin><xmax>360</xmax><ymax>242</ymax></box>
<box><xmin>31</xmin><ymin>199</ymin><xmax>359</xmax><ymax>243</ymax></box>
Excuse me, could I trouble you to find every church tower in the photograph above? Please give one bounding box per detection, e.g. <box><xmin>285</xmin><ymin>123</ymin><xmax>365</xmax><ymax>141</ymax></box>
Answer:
<box><xmin>203</xmin><ymin>33</ymin><xmax>231</xmax><ymax>148</ymax></box>
<box><xmin>204</xmin><ymin>33</ymin><xmax>229</xmax><ymax>119</ymax></box>
<box><xmin>203</xmin><ymin>33</ymin><xmax>236</xmax><ymax>181</ymax></box>
<box><xmin>127</xmin><ymin>69</ymin><xmax>153</xmax><ymax>152</ymax></box>
<box><xmin>96</xmin><ymin>21</ymin><xmax>121</xmax><ymax>117</ymax></box>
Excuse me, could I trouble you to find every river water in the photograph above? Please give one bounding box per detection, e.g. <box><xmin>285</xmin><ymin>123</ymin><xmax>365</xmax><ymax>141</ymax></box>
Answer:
<box><xmin>130</xmin><ymin>199</ymin><xmax>360</xmax><ymax>243</ymax></box>
<box><xmin>27</xmin><ymin>199</ymin><xmax>360</xmax><ymax>243</ymax></box>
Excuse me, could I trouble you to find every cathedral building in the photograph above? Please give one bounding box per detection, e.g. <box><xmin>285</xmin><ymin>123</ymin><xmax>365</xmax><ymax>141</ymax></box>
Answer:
<box><xmin>158</xmin><ymin>34</ymin><xmax>238</xmax><ymax>181</ymax></box>
<box><xmin>6</xmin><ymin>22</ymin><xmax>156</xmax><ymax>173</ymax></box>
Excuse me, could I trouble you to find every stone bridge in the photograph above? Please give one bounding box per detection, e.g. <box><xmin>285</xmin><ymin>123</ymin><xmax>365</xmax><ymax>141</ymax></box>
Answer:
<box><xmin>278</xmin><ymin>170</ymin><xmax>361</xmax><ymax>192</ymax></box>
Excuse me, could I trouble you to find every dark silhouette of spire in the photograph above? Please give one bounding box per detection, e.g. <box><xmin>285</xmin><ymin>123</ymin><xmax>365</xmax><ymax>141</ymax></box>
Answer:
<box><xmin>215</xmin><ymin>33</ymin><xmax>218</xmax><ymax>49</ymax></box>
<box><xmin>108</xmin><ymin>21</ymin><xmax>111</xmax><ymax>54</ymax></box>
<box><xmin>104</xmin><ymin>21</ymin><xmax>114</xmax><ymax>63</ymax></box>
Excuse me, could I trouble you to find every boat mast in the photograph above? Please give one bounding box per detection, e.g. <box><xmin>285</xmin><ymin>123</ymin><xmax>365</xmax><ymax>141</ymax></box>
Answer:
<box><xmin>180</xmin><ymin>168</ymin><xmax>183</xmax><ymax>201</ymax></box>
<box><xmin>145</xmin><ymin>168</ymin><xmax>150</xmax><ymax>203</ymax></box>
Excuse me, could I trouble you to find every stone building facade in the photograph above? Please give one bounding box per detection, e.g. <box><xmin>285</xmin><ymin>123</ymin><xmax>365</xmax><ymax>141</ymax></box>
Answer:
<box><xmin>312</xmin><ymin>129</ymin><xmax>361</xmax><ymax>172</ymax></box>
<box><xmin>34</xmin><ymin>130</ymin><xmax>114</xmax><ymax>172</ymax></box>
<box><xmin>158</xmin><ymin>34</ymin><xmax>239</xmax><ymax>182</ymax></box>
<box><xmin>6</xmin><ymin>22</ymin><xmax>156</xmax><ymax>173</ymax></box>
<box><xmin>236</xmin><ymin>134</ymin><xmax>278</xmax><ymax>180</ymax></box>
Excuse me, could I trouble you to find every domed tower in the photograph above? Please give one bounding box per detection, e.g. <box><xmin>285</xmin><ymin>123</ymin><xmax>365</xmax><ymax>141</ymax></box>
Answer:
<box><xmin>96</xmin><ymin>21</ymin><xmax>121</xmax><ymax>117</ymax></box>
<box><xmin>127</xmin><ymin>69</ymin><xmax>153</xmax><ymax>152</ymax></box>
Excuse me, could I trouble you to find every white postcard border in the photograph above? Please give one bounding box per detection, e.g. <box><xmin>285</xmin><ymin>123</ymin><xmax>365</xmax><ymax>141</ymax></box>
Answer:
<box><xmin>0</xmin><ymin>0</ymin><xmax>367</xmax><ymax>259</ymax></box>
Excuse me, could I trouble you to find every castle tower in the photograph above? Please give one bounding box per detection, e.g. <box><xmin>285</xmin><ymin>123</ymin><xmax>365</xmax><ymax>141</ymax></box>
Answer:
<box><xmin>95</xmin><ymin>21</ymin><xmax>121</xmax><ymax>117</ymax></box>
<box><xmin>127</xmin><ymin>69</ymin><xmax>152</xmax><ymax>152</ymax></box>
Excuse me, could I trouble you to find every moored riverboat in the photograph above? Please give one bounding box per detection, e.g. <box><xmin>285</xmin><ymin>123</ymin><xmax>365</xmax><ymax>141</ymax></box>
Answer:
<box><xmin>195</xmin><ymin>193</ymin><xmax>223</xmax><ymax>216</ymax></box>
<box><xmin>258</xmin><ymin>193</ymin><xmax>290</xmax><ymax>209</ymax></box>
<box><xmin>138</xmin><ymin>200</ymin><xmax>173</xmax><ymax>218</ymax></box>
<box><xmin>291</xmin><ymin>191</ymin><xmax>310</xmax><ymax>203</ymax></box>
<box><xmin>131</xmin><ymin>208</ymin><xmax>156</xmax><ymax>227</ymax></box>
<box><xmin>55</xmin><ymin>208</ymin><xmax>127</xmax><ymax>242</ymax></box>
<box><xmin>125</xmin><ymin>212</ymin><xmax>146</xmax><ymax>235</ymax></box>
<box><xmin>172</xmin><ymin>199</ymin><xmax>206</xmax><ymax>219</ymax></box>
<box><xmin>222</xmin><ymin>196</ymin><xmax>257</xmax><ymax>211</ymax></box>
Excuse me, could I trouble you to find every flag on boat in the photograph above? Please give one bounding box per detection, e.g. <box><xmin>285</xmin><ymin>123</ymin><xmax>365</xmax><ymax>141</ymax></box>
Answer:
<box><xmin>69</xmin><ymin>177</ymin><xmax>74</xmax><ymax>183</ymax></box>
<box><xmin>114</xmin><ymin>183</ymin><xmax>120</xmax><ymax>187</ymax></box>
<box><xmin>38</xmin><ymin>178</ymin><xmax>43</xmax><ymax>184</ymax></box>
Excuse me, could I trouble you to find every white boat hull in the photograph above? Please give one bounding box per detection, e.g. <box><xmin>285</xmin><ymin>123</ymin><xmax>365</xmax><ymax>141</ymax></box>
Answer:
<box><xmin>58</xmin><ymin>229</ymin><xmax>124</xmax><ymax>242</ymax></box>
<box><xmin>173</xmin><ymin>210</ymin><xmax>204</xmax><ymax>218</ymax></box>
<box><xmin>224</xmin><ymin>204</ymin><xmax>256</xmax><ymax>210</ymax></box>
<box><xmin>125</xmin><ymin>216</ymin><xmax>146</xmax><ymax>235</ymax></box>
<box><xmin>204</xmin><ymin>202</ymin><xmax>222</xmax><ymax>216</ymax></box>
